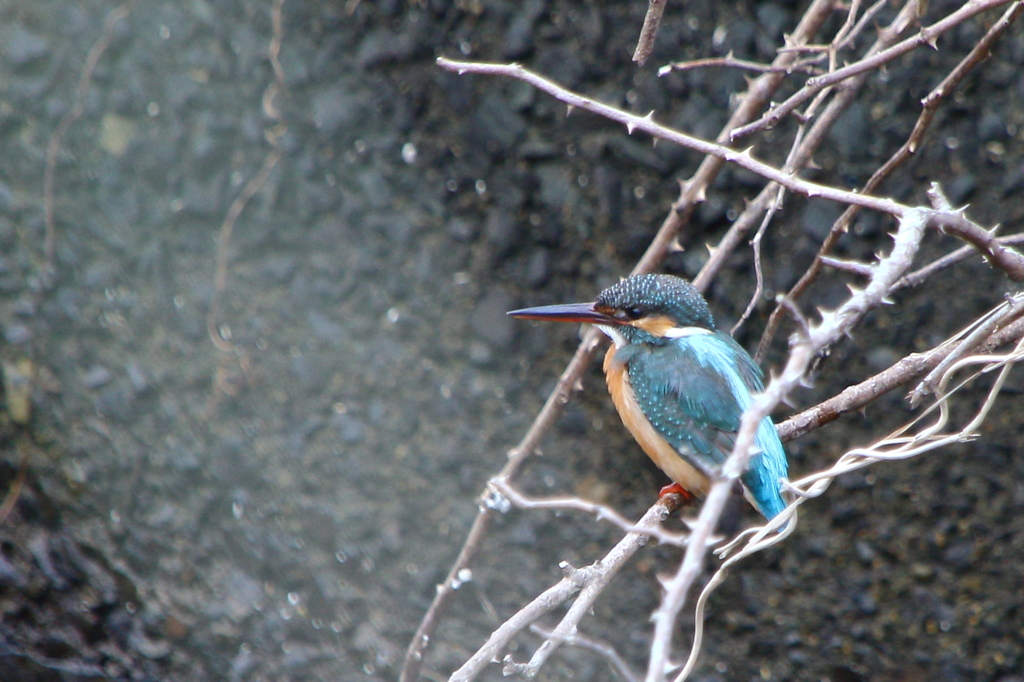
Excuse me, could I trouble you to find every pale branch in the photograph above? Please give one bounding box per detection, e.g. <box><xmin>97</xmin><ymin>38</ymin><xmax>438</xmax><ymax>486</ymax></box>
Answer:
<box><xmin>645</xmin><ymin>209</ymin><xmax>929</xmax><ymax>682</ymax></box>
<box><xmin>510</xmin><ymin>498</ymin><xmax>693</xmax><ymax>676</ymax></box>
<box><xmin>698</xmin><ymin>0</ymin><xmax>923</xmax><ymax>295</ymax></box>
<box><xmin>488</xmin><ymin>477</ymin><xmax>690</xmax><ymax>547</ymax></box>
<box><xmin>895</xmin><ymin>233</ymin><xmax>1024</xmax><ymax>290</ymax></box>
<box><xmin>658</xmin><ymin>52</ymin><xmax>820</xmax><ymax>77</ymax></box>
<box><xmin>401</xmin><ymin>330</ymin><xmax>604</xmax><ymax>682</ymax></box>
<box><xmin>831</xmin><ymin>0</ymin><xmax>879</xmax><ymax>56</ymax></box>
<box><xmin>633</xmin><ymin>0</ymin><xmax>668</xmax><ymax>66</ymax></box>
<box><xmin>756</xmin><ymin>0</ymin><xmax>1024</xmax><ymax>361</ymax></box>
<box><xmin>911</xmin><ymin>294</ymin><xmax>1024</xmax><ymax>405</ymax></box>
<box><xmin>450</xmin><ymin>563</ymin><xmax>602</xmax><ymax>682</ymax></box>
<box><xmin>778</xmin><ymin>302</ymin><xmax>1024</xmax><ymax>441</ymax></box>
<box><xmin>820</xmin><ymin>256</ymin><xmax>874</xmax><ymax>277</ymax></box>
<box><xmin>925</xmin><ymin>184</ymin><xmax>1024</xmax><ymax>281</ymax></box>
<box><xmin>528</xmin><ymin>625</ymin><xmax>641</xmax><ymax>682</ymax></box>
<box><xmin>436</xmin><ymin>57</ymin><xmax>908</xmax><ymax>218</ymax></box>
<box><xmin>730</xmin><ymin>0</ymin><xmax>1016</xmax><ymax>139</ymax></box>
<box><xmin>449</xmin><ymin>496</ymin><xmax>682</xmax><ymax>682</ymax></box>
<box><xmin>823</xmin><ymin>236</ymin><xmax>1024</xmax><ymax>290</ymax></box>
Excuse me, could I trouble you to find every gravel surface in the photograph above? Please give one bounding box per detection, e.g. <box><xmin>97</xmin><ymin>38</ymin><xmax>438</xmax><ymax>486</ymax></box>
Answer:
<box><xmin>1</xmin><ymin>1</ymin><xmax>1023</xmax><ymax>680</ymax></box>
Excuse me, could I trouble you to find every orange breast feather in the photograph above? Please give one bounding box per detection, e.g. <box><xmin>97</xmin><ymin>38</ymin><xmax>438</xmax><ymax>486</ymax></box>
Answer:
<box><xmin>603</xmin><ymin>346</ymin><xmax>710</xmax><ymax>497</ymax></box>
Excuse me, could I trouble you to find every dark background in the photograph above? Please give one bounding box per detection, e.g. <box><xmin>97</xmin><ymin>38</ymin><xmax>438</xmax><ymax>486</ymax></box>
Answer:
<box><xmin>0</xmin><ymin>0</ymin><xmax>1023</xmax><ymax>680</ymax></box>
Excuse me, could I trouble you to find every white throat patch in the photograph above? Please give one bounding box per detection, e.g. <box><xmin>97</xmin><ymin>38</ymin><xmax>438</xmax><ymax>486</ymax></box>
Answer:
<box><xmin>663</xmin><ymin>326</ymin><xmax>713</xmax><ymax>339</ymax></box>
<box><xmin>596</xmin><ymin>325</ymin><xmax>628</xmax><ymax>348</ymax></box>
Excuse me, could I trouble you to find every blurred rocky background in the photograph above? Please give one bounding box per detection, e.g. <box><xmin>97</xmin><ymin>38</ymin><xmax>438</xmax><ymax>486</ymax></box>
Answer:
<box><xmin>0</xmin><ymin>0</ymin><xmax>1023</xmax><ymax>680</ymax></box>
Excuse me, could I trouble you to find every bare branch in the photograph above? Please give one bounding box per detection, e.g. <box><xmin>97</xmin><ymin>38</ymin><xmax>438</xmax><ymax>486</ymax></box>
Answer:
<box><xmin>438</xmin><ymin>57</ymin><xmax>914</xmax><ymax>218</ymax></box>
<box><xmin>820</xmin><ymin>256</ymin><xmax>875</xmax><ymax>277</ymax></box>
<box><xmin>731</xmin><ymin>0</ymin><xmax>1016</xmax><ymax>139</ymax></box>
<box><xmin>756</xmin><ymin>0</ymin><xmax>1024</xmax><ymax>361</ymax></box>
<box><xmin>489</xmin><ymin>478</ymin><xmax>690</xmax><ymax>547</ymax></box>
<box><xmin>528</xmin><ymin>625</ymin><xmax>641</xmax><ymax>682</ymax></box>
<box><xmin>926</xmin><ymin>184</ymin><xmax>1024</xmax><ymax>281</ymax></box>
<box><xmin>895</xmin><ymin>233</ymin><xmax>1024</xmax><ymax>290</ymax></box>
<box><xmin>658</xmin><ymin>53</ymin><xmax>819</xmax><ymax>76</ymax></box>
<box><xmin>402</xmin><ymin>331</ymin><xmax>604</xmax><ymax>682</ymax></box>
<box><xmin>449</xmin><ymin>496</ymin><xmax>682</xmax><ymax>682</ymax></box>
<box><xmin>633</xmin><ymin>0</ymin><xmax>669</xmax><ymax>66</ymax></box>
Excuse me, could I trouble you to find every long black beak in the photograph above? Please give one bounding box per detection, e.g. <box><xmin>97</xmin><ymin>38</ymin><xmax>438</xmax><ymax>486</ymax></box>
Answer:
<box><xmin>507</xmin><ymin>301</ymin><xmax>621</xmax><ymax>325</ymax></box>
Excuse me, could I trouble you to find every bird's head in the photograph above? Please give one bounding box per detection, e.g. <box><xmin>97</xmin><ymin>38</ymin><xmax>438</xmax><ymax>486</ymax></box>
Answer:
<box><xmin>509</xmin><ymin>274</ymin><xmax>716</xmax><ymax>347</ymax></box>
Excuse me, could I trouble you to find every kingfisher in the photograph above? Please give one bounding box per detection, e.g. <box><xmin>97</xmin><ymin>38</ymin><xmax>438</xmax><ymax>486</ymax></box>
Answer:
<box><xmin>508</xmin><ymin>273</ymin><xmax>789</xmax><ymax>520</ymax></box>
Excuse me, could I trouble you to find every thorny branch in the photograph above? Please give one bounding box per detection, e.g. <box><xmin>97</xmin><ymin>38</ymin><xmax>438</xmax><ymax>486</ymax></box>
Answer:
<box><xmin>730</xmin><ymin>0</ymin><xmax>1017</xmax><ymax>140</ymax></box>
<box><xmin>436</xmin><ymin>57</ymin><xmax>1024</xmax><ymax>283</ymax></box>
<box><xmin>756</xmin><ymin>0</ymin><xmax>1024</xmax><ymax>361</ymax></box>
<box><xmin>488</xmin><ymin>477</ymin><xmax>689</xmax><ymax>547</ymax></box>
<box><xmin>448</xmin><ymin>496</ymin><xmax>683</xmax><ymax>682</ymax></box>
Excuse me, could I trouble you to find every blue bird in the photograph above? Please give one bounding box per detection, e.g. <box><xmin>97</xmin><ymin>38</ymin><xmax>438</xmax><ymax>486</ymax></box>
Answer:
<box><xmin>509</xmin><ymin>274</ymin><xmax>789</xmax><ymax>520</ymax></box>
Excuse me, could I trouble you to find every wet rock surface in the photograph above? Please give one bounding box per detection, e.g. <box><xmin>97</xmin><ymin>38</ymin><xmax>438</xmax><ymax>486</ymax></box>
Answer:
<box><xmin>0</xmin><ymin>1</ymin><xmax>1022</xmax><ymax>680</ymax></box>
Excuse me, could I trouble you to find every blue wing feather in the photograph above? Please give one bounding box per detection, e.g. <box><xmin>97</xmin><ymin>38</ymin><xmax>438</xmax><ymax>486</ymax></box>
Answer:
<box><xmin>625</xmin><ymin>331</ymin><xmax>789</xmax><ymax>518</ymax></box>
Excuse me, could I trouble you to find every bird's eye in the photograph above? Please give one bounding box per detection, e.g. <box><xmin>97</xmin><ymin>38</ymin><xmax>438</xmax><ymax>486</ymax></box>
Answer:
<box><xmin>625</xmin><ymin>306</ymin><xmax>643</xmax><ymax>320</ymax></box>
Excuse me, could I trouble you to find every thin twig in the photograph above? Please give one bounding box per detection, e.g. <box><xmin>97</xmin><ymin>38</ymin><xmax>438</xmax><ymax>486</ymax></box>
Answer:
<box><xmin>755</xmin><ymin>0</ymin><xmax>1024</xmax><ymax>361</ymax></box>
<box><xmin>205</xmin><ymin>0</ymin><xmax>288</xmax><ymax>409</ymax></box>
<box><xmin>833</xmin><ymin>0</ymin><xmax>892</xmax><ymax>54</ymax></box>
<box><xmin>895</xmin><ymin>233</ymin><xmax>1024</xmax><ymax>290</ymax></box>
<box><xmin>820</xmin><ymin>256</ymin><xmax>874</xmax><ymax>277</ymax></box>
<box><xmin>911</xmin><ymin>294</ymin><xmax>1024</xmax><ymax>404</ymax></box>
<box><xmin>658</xmin><ymin>53</ymin><xmax>819</xmax><ymax>76</ymax></box>
<box><xmin>528</xmin><ymin>625</ymin><xmax>641</xmax><ymax>682</ymax></box>
<box><xmin>489</xmin><ymin>477</ymin><xmax>690</xmax><ymax>547</ymax></box>
<box><xmin>449</xmin><ymin>496</ymin><xmax>682</xmax><ymax>682</ymax></box>
<box><xmin>926</xmin><ymin>183</ymin><xmax>1024</xmax><ymax>280</ymax></box>
<box><xmin>731</xmin><ymin>0</ymin><xmax>1015</xmax><ymax>139</ymax></box>
<box><xmin>437</xmin><ymin>57</ymin><xmax>908</xmax><ymax>218</ymax></box>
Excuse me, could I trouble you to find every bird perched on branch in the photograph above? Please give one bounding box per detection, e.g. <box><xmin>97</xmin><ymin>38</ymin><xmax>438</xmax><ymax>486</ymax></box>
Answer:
<box><xmin>508</xmin><ymin>273</ymin><xmax>789</xmax><ymax>520</ymax></box>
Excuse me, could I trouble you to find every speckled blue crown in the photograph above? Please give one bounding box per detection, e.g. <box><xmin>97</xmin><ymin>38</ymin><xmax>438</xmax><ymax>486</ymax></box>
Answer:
<box><xmin>596</xmin><ymin>274</ymin><xmax>715</xmax><ymax>329</ymax></box>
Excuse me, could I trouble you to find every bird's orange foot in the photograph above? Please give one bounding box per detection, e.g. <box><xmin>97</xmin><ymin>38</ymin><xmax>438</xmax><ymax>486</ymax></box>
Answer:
<box><xmin>658</xmin><ymin>483</ymin><xmax>695</xmax><ymax>505</ymax></box>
